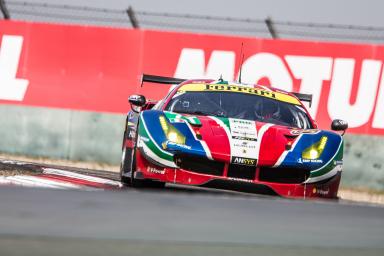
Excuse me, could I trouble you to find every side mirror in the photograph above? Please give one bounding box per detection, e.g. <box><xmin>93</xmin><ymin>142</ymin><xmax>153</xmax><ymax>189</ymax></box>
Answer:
<box><xmin>129</xmin><ymin>95</ymin><xmax>146</xmax><ymax>112</ymax></box>
<box><xmin>331</xmin><ymin>119</ymin><xmax>348</xmax><ymax>134</ymax></box>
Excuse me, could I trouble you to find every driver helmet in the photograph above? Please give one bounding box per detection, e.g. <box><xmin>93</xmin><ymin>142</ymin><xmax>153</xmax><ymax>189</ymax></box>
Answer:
<box><xmin>254</xmin><ymin>99</ymin><xmax>280</xmax><ymax>120</ymax></box>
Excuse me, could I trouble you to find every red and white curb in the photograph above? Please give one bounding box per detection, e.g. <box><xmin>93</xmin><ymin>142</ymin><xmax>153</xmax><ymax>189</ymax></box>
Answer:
<box><xmin>0</xmin><ymin>166</ymin><xmax>122</xmax><ymax>191</ymax></box>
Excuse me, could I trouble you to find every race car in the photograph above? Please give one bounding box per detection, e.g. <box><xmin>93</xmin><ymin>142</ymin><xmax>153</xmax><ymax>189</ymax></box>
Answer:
<box><xmin>120</xmin><ymin>74</ymin><xmax>348</xmax><ymax>199</ymax></box>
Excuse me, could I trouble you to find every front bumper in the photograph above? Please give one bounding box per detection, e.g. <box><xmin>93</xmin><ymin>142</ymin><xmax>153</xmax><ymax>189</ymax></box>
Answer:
<box><xmin>135</xmin><ymin>149</ymin><xmax>341</xmax><ymax>199</ymax></box>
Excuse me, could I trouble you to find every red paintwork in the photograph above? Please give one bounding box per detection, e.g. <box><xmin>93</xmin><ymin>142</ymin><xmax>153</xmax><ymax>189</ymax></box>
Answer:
<box><xmin>155</xmin><ymin>80</ymin><xmax>312</xmax><ymax>167</ymax></box>
<box><xmin>198</xmin><ymin>116</ymin><xmax>231</xmax><ymax>162</ymax></box>
<box><xmin>135</xmin><ymin>149</ymin><xmax>341</xmax><ymax>199</ymax></box>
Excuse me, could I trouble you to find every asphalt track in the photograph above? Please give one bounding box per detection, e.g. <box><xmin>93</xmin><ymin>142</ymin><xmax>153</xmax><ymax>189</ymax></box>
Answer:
<box><xmin>0</xmin><ymin>160</ymin><xmax>384</xmax><ymax>255</ymax></box>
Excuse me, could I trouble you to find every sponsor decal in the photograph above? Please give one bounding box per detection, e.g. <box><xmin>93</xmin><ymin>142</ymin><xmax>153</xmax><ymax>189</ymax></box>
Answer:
<box><xmin>127</xmin><ymin>121</ymin><xmax>136</xmax><ymax>127</ymax></box>
<box><xmin>290</xmin><ymin>129</ymin><xmax>319</xmax><ymax>135</ymax></box>
<box><xmin>177</xmin><ymin>83</ymin><xmax>300</xmax><ymax>105</ymax></box>
<box><xmin>334</xmin><ymin>160</ymin><xmax>343</xmax><ymax>165</ymax></box>
<box><xmin>147</xmin><ymin>166</ymin><xmax>165</xmax><ymax>175</ymax></box>
<box><xmin>231</xmin><ymin>157</ymin><xmax>257</xmax><ymax>166</ymax></box>
<box><xmin>165</xmin><ymin>141</ymin><xmax>192</xmax><ymax>150</ymax></box>
<box><xmin>227</xmin><ymin>177</ymin><xmax>254</xmax><ymax>183</ymax></box>
<box><xmin>312</xmin><ymin>187</ymin><xmax>330</xmax><ymax>196</ymax></box>
<box><xmin>138</xmin><ymin>136</ymin><xmax>149</xmax><ymax>147</ymax></box>
<box><xmin>302</xmin><ymin>159</ymin><xmax>323</xmax><ymax>163</ymax></box>
<box><xmin>128</xmin><ymin>130</ymin><xmax>135</xmax><ymax>138</ymax></box>
<box><xmin>205</xmin><ymin>84</ymin><xmax>276</xmax><ymax>98</ymax></box>
<box><xmin>232</xmin><ymin>136</ymin><xmax>257</xmax><ymax>141</ymax></box>
<box><xmin>128</xmin><ymin>111</ymin><xmax>137</xmax><ymax>120</ymax></box>
<box><xmin>229</xmin><ymin>119</ymin><xmax>259</xmax><ymax>162</ymax></box>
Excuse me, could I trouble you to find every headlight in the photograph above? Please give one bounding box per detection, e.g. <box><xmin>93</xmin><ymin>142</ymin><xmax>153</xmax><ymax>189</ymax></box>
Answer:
<box><xmin>302</xmin><ymin>136</ymin><xmax>328</xmax><ymax>160</ymax></box>
<box><xmin>159</xmin><ymin>116</ymin><xmax>186</xmax><ymax>145</ymax></box>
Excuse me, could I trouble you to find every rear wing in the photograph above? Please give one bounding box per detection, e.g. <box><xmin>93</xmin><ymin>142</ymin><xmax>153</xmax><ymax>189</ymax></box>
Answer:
<box><xmin>140</xmin><ymin>73</ymin><xmax>313</xmax><ymax>107</ymax></box>
<box><xmin>140</xmin><ymin>74</ymin><xmax>186</xmax><ymax>87</ymax></box>
<box><xmin>291</xmin><ymin>92</ymin><xmax>313</xmax><ymax>107</ymax></box>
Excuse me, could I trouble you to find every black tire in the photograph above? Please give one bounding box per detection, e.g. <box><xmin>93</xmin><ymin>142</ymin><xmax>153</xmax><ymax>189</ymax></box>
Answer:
<box><xmin>120</xmin><ymin>142</ymin><xmax>165</xmax><ymax>188</ymax></box>
<box><xmin>120</xmin><ymin>118</ymin><xmax>165</xmax><ymax>189</ymax></box>
<box><xmin>120</xmin><ymin>118</ymin><xmax>140</xmax><ymax>187</ymax></box>
<box><xmin>120</xmin><ymin>146</ymin><xmax>146</xmax><ymax>187</ymax></box>
<box><xmin>120</xmin><ymin>146</ymin><xmax>133</xmax><ymax>186</ymax></box>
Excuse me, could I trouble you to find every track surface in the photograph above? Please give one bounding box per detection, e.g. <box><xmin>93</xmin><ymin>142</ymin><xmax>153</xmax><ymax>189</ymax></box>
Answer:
<box><xmin>0</xmin><ymin>159</ymin><xmax>384</xmax><ymax>255</ymax></box>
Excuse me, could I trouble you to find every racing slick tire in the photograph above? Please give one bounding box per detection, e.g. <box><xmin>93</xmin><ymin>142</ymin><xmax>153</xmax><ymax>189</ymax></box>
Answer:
<box><xmin>120</xmin><ymin>123</ymin><xmax>165</xmax><ymax>188</ymax></box>
<box><xmin>120</xmin><ymin>146</ymin><xmax>134</xmax><ymax>186</ymax></box>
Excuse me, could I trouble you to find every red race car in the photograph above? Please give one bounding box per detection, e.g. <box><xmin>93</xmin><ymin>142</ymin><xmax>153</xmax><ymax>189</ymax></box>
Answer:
<box><xmin>120</xmin><ymin>74</ymin><xmax>348</xmax><ymax>199</ymax></box>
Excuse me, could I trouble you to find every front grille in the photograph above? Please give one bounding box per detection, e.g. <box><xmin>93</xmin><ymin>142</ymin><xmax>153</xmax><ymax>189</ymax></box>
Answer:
<box><xmin>259</xmin><ymin>167</ymin><xmax>310</xmax><ymax>184</ymax></box>
<box><xmin>174</xmin><ymin>154</ymin><xmax>224</xmax><ymax>176</ymax></box>
<box><xmin>227</xmin><ymin>164</ymin><xmax>256</xmax><ymax>180</ymax></box>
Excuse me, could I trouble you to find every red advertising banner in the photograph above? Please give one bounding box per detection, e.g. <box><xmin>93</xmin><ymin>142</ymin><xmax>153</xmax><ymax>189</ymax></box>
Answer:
<box><xmin>1</xmin><ymin>20</ymin><xmax>384</xmax><ymax>135</ymax></box>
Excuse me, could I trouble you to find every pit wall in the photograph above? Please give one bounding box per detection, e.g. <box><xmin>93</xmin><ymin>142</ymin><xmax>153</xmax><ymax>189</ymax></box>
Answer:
<box><xmin>0</xmin><ymin>104</ymin><xmax>383</xmax><ymax>191</ymax></box>
<box><xmin>1</xmin><ymin>20</ymin><xmax>384</xmax><ymax>191</ymax></box>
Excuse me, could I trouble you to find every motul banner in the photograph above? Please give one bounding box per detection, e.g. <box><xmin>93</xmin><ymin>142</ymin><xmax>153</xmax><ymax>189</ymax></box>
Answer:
<box><xmin>1</xmin><ymin>20</ymin><xmax>384</xmax><ymax>135</ymax></box>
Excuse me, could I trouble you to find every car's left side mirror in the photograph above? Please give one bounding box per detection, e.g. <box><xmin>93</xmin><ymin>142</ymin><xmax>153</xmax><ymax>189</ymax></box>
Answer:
<box><xmin>331</xmin><ymin>119</ymin><xmax>348</xmax><ymax>135</ymax></box>
<box><xmin>129</xmin><ymin>94</ymin><xmax>146</xmax><ymax>113</ymax></box>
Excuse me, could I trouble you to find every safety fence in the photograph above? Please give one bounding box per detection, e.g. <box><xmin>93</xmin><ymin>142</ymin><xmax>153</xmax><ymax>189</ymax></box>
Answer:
<box><xmin>1</xmin><ymin>1</ymin><xmax>384</xmax><ymax>43</ymax></box>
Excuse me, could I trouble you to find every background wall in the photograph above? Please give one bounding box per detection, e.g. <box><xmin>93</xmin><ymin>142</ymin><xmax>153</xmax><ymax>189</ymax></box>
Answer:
<box><xmin>0</xmin><ymin>105</ymin><xmax>125</xmax><ymax>164</ymax></box>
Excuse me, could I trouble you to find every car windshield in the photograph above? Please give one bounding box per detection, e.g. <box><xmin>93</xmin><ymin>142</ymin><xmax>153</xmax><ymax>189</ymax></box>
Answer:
<box><xmin>164</xmin><ymin>91</ymin><xmax>313</xmax><ymax>129</ymax></box>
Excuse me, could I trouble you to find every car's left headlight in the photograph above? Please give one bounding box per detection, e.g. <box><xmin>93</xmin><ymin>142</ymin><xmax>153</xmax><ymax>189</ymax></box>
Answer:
<box><xmin>159</xmin><ymin>116</ymin><xmax>186</xmax><ymax>145</ymax></box>
<box><xmin>302</xmin><ymin>136</ymin><xmax>328</xmax><ymax>160</ymax></box>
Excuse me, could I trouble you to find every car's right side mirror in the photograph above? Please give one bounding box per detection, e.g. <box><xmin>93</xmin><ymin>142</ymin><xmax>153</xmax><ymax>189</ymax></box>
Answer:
<box><xmin>331</xmin><ymin>119</ymin><xmax>348</xmax><ymax>135</ymax></box>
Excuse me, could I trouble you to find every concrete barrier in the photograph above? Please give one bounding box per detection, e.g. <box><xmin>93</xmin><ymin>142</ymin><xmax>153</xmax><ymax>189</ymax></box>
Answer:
<box><xmin>0</xmin><ymin>105</ymin><xmax>125</xmax><ymax>165</ymax></box>
<box><xmin>342</xmin><ymin>134</ymin><xmax>384</xmax><ymax>191</ymax></box>
<box><xmin>0</xmin><ymin>105</ymin><xmax>383</xmax><ymax>191</ymax></box>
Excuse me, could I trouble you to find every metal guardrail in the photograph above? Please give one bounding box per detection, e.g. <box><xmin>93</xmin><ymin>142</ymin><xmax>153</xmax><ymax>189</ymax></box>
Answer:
<box><xmin>2</xmin><ymin>1</ymin><xmax>384</xmax><ymax>43</ymax></box>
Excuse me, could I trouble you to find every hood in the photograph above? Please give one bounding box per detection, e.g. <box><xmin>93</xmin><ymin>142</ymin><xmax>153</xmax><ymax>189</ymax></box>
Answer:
<box><xmin>139</xmin><ymin>110</ymin><xmax>343</xmax><ymax>172</ymax></box>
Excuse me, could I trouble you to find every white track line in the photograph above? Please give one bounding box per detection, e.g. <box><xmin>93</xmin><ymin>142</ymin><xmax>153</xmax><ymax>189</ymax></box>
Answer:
<box><xmin>42</xmin><ymin>168</ymin><xmax>122</xmax><ymax>187</ymax></box>
<box><xmin>0</xmin><ymin>175</ymin><xmax>84</xmax><ymax>190</ymax></box>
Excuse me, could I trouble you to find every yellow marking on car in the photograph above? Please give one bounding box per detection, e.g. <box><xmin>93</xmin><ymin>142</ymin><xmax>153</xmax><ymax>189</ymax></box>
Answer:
<box><xmin>178</xmin><ymin>83</ymin><xmax>301</xmax><ymax>105</ymax></box>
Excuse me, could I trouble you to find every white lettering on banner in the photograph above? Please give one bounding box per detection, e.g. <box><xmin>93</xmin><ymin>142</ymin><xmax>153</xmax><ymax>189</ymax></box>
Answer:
<box><xmin>240</xmin><ymin>53</ymin><xmax>293</xmax><ymax>92</ymax></box>
<box><xmin>373</xmin><ymin>70</ymin><xmax>384</xmax><ymax>128</ymax></box>
<box><xmin>174</xmin><ymin>48</ymin><xmax>235</xmax><ymax>81</ymax></box>
<box><xmin>174</xmin><ymin>48</ymin><xmax>384</xmax><ymax>131</ymax></box>
<box><xmin>285</xmin><ymin>56</ymin><xmax>333</xmax><ymax>117</ymax></box>
<box><xmin>0</xmin><ymin>35</ymin><xmax>29</xmax><ymax>101</ymax></box>
<box><xmin>328</xmin><ymin>59</ymin><xmax>381</xmax><ymax>128</ymax></box>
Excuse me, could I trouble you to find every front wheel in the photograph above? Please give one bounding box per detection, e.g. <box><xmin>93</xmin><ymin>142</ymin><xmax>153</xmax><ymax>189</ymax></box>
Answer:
<box><xmin>120</xmin><ymin>147</ymin><xmax>165</xmax><ymax>188</ymax></box>
<box><xmin>120</xmin><ymin>147</ymin><xmax>133</xmax><ymax>185</ymax></box>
